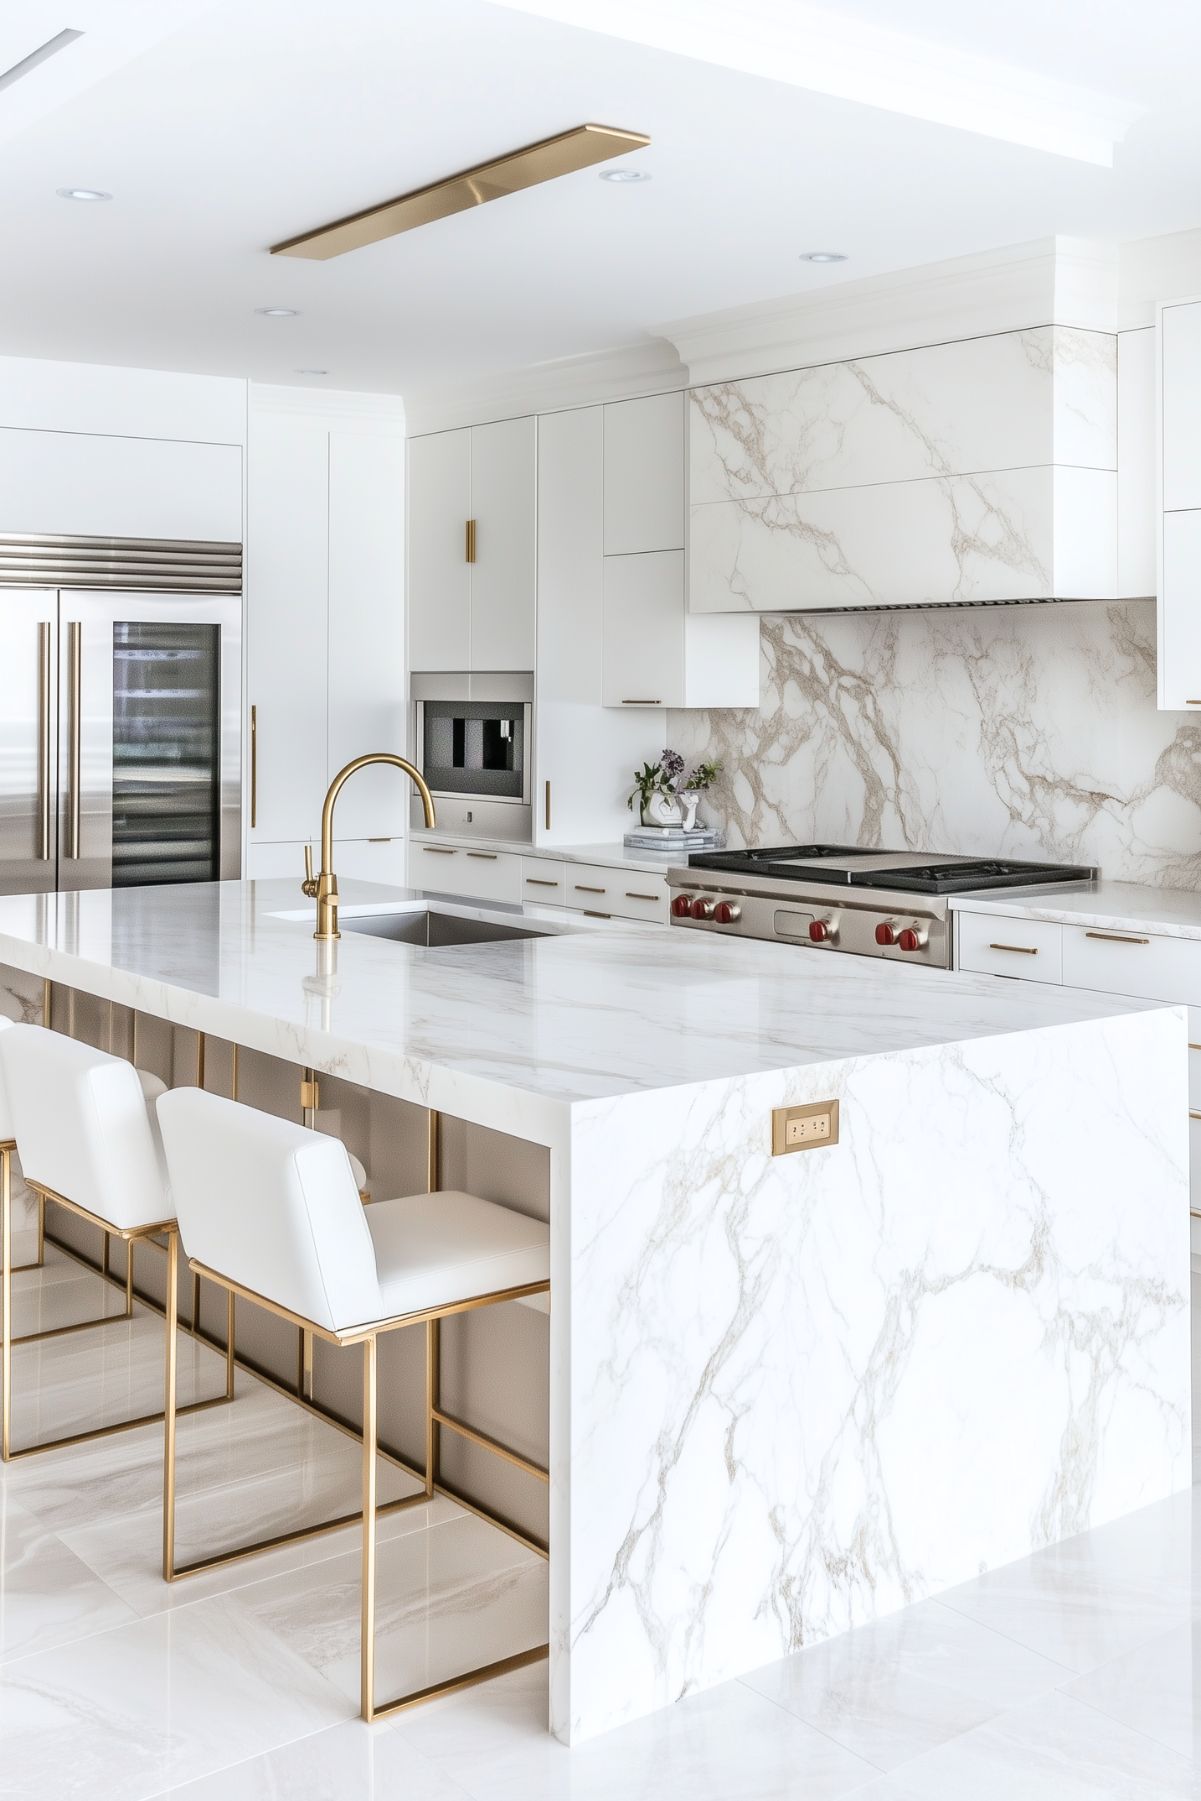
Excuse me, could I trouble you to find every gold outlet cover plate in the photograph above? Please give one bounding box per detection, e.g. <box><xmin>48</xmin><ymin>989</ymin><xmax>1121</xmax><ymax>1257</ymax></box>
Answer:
<box><xmin>772</xmin><ymin>1100</ymin><xmax>839</xmax><ymax>1155</ymax></box>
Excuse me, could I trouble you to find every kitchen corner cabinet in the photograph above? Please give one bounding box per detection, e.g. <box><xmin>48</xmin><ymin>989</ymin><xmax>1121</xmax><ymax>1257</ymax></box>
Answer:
<box><xmin>407</xmin><ymin>417</ymin><xmax>535</xmax><ymax>673</ymax></box>
<box><xmin>1158</xmin><ymin>299</ymin><xmax>1201</xmax><ymax>710</ymax></box>
<box><xmin>602</xmin><ymin>550</ymin><xmax>760</xmax><ymax>709</ymax></box>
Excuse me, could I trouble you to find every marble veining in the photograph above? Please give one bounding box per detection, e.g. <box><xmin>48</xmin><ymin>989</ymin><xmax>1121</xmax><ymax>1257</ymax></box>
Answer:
<box><xmin>670</xmin><ymin>601</ymin><xmax>1201</xmax><ymax>887</ymax></box>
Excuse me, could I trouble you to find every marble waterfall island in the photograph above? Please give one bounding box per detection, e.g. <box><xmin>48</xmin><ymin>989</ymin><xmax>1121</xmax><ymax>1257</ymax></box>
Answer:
<box><xmin>0</xmin><ymin>878</ymin><xmax>1190</xmax><ymax>1745</ymax></box>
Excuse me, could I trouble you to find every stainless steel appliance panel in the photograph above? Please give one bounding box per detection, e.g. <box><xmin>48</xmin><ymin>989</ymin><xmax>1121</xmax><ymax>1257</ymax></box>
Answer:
<box><xmin>57</xmin><ymin>591</ymin><xmax>241</xmax><ymax>892</ymax></box>
<box><xmin>410</xmin><ymin>672</ymin><xmax>534</xmax><ymax>840</ymax></box>
<box><xmin>0</xmin><ymin>588</ymin><xmax>57</xmax><ymax>896</ymax></box>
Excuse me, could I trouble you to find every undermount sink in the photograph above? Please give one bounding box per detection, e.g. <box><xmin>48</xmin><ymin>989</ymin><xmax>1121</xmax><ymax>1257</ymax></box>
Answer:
<box><xmin>338</xmin><ymin>907</ymin><xmax>550</xmax><ymax>948</ymax></box>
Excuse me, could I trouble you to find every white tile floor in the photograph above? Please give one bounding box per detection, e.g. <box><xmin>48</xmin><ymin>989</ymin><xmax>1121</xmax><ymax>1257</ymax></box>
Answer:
<box><xmin>1</xmin><ymin>1244</ymin><xmax>1199</xmax><ymax>1801</ymax></box>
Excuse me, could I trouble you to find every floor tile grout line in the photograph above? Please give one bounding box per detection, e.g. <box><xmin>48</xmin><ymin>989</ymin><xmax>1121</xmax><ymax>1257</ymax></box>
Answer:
<box><xmin>1057</xmin><ymin>1670</ymin><xmax>1201</xmax><ymax>1768</ymax></box>
<box><xmin>926</xmin><ymin>1595</ymin><xmax>1083</xmax><ymax>1677</ymax></box>
<box><xmin>732</xmin><ymin>1673</ymin><xmax>895</xmax><ymax>1776</ymax></box>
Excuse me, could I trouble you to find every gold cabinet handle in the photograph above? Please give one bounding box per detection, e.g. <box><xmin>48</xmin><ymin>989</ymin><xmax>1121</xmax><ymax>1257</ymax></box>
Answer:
<box><xmin>1187</xmin><ymin>700</ymin><xmax>1201</xmax><ymax>706</ymax></box>
<box><xmin>1084</xmin><ymin>931</ymin><xmax>1150</xmax><ymax>945</ymax></box>
<box><xmin>625</xmin><ymin>891</ymin><xmax>660</xmax><ymax>902</ymax></box>
<box><xmin>988</xmin><ymin>942</ymin><xmax>1038</xmax><ymax>955</ymax></box>
<box><xmin>1190</xmin><ymin>1110</ymin><xmax>1201</xmax><ymax>1121</ymax></box>
<box><xmin>574</xmin><ymin>883</ymin><xmax>606</xmax><ymax>894</ymax></box>
<box><xmin>526</xmin><ymin>877</ymin><xmax>558</xmax><ymax>888</ymax></box>
<box><xmin>249</xmin><ymin>704</ymin><xmax>258</xmax><ymax>830</ymax></box>
<box><xmin>621</xmin><ymin>698</ymin><xmax>662</xmax><ymax>706</ymax></box>
<box><xmin>466</xmin><ymin>850</ymin><xmax>498</xmax><ymax>860</ymax></box>
<box><xmin>421</xmin><ymin>845</ymin><xmax>456</xmax><ymax>855</ymax></box>
<box><xmin>465</xmin><ymin>518</ymin><xmax>477</xmax><ymax>564</ymax></box>
<box><xmin>37</xmin><ymin>620</ymin><xmax>51</xmax><ymax>861</ymax></box>
<box><xmin>67</xmin><ymin>619</ymin><xmax>81</xmax><ymax>859</ymax></box>
<box><xmin>544</xmin><ymin>779</ymin><xmax>551</xmax><ymax>832</ymax></box>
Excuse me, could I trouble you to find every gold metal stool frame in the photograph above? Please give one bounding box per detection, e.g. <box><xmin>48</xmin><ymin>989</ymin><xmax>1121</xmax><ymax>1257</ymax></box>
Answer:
<box><xmin>1</xmin><ymin>1173</ymin><xmax>235</xmax><ymax>1463</ymax></box>
<box><xmin>162</xmin><ymin>1234</ymin><xmax>551</xmax><ymax>1722</ymax></box>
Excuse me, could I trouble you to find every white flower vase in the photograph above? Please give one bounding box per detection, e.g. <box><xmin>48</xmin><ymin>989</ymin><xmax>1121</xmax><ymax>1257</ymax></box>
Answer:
<box><xmin>643</xmin><ymin>791</ymin><xmax>684</xmax><ymax>828</ymax></box>
<box><xmin>678</xmin><ymin>790</ymin><xmax>701</xmax><ymax>832</ymax></box>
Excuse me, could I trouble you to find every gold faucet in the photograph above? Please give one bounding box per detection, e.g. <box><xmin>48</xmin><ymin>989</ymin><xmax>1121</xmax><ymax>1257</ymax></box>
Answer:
<box><xmin>302</xmin><ymin>753</ymin><xmax>436</xmax><ymax>941</ymax></box>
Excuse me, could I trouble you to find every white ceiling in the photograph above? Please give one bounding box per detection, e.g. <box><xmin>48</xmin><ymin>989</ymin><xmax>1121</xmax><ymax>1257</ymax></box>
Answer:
<box><xmin>2</xmin><ymin>0</ymin><xmax>1200</xmax><ymax>396</ymax></box>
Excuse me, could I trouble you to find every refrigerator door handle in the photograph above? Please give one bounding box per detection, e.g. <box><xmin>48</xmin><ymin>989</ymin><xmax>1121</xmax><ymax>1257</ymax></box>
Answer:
<box><xmin>37</xmin><ymin>620</ymin><xmax>52</xmax><ymax>862</ymax></box>
<box><xmin>67</xmin><ymin>618</ymin><xmax>82</xmax><ymax>860</ymax></box>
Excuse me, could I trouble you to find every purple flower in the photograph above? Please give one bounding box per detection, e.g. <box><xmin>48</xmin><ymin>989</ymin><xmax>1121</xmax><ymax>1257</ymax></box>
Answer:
<box><xmin>661</xmin><ymin>748</ymin><xmax>685</xmax><ymax>789</ymax></box>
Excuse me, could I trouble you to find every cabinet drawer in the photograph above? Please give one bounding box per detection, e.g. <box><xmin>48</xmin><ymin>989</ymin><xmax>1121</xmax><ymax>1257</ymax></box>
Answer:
<box><xmin>408</xmin><ymin>842</ymin><xmax>522</xmax><ymax>904</ymax></box>
<box><xmin>566</xmin><ymin>862</ymin><xmax>668</xmax><ymax>924</ymax></box>
<box><xmin>956</xmin><ymin>912</ymin><xmax>1062</xmax><ymax>983</ymax></box>
<box><xmin>521</xmin><ymin>857</ymin><xmax>567</xmax><ymax>904</ymax></box>
<box><xmin>1062</xmin><ymin>925</ymin><xmax>1201</xmax><ymax>1007</ymax></box>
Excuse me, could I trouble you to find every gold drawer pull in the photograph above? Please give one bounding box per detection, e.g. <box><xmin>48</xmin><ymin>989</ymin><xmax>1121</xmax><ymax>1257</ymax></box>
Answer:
<box><xmin>466</xmin><ymin>851</ymin><xmax>498</xmax><ymax>860</ymax></box>
<box><xmin>1084</xmin><ymin>931</ymin><xmax>1149</xmax><ymax>945</ymax></box>
<box><xmin>625</xmin><ymin>891</ymin><xmax>660</xmax><ymax>902</ymax></box>
<box><xmin>989</xmin><ymin>942</ymin><xmax>1038</xmax><ymax>955</ymax></box>
<box><xmin>526</xmin><ymin>877</ymin><xmax>558</xmax><ymax>888</ymax></box>
<box><xmin>421</xmin><ymin>845</ymin><xmax>456</xmax><ymax>855</ymax></box>
<box><xmin>1187</xmin><ymin>700</ymin><xmax>1201</xmax><ymax>706</ymax></box>
<box><xmin>582</xmin><ymin>909</ymin><xmax>611</xmax><ymax>919</ymax></box>
<box><xmin>574</xmin><ymin>883</ymin><xmax>606</xmax><ymax>894</ymax></box>
<box><xmin>1190</xmin><ymin>1110</ymin><xmax>1201</xmax><ymax>1121</ymax></box>
<box><xmin>621</xmin><ymin>699</ymin><xmax>662</xmax><ymax>706</ymax></box>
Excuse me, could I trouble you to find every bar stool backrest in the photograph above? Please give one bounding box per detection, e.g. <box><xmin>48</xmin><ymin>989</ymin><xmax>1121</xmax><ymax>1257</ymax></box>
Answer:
<box><xmin>157</xmin><ymin>1087</ymin><xmax>382</xmax><ymax>1334</ymax></box>
<box><xmin>0</xmin><ymin>1024</ymin><xmax>170</xmax><ymax>1231</ymax></box>
<box><xmin>0</xmin><ymin>1016</ymin><xmax>12</xmax><ymax>1143</ymax></box>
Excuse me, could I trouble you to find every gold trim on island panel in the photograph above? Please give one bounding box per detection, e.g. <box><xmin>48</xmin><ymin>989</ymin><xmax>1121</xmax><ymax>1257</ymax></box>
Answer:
<box><xmin>271</xmin><ymin>124</ymin><xmax>649</xmax><ymax>260</ymax></box>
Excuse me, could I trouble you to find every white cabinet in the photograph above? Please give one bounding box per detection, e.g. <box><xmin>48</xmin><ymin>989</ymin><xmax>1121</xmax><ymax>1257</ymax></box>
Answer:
<box><xmin>247</xmin><ymin>392</ymin><xmax>406</xmax><ymax>853</ymax></box>
<box><xmin>956</xmin><ymin>912</ymin><xmax>1063</xmax><ymax>983</ymax></box>
<box><xmin>1158</xmin><ymin>300</ymin><xmax>1201</xmax><ymax>711</ymax></box>
<box><xmin>521</xmin><ymin>855</ymin><xmax>567</xmax><ymax>902</ymax></box>
<box><xmin>603</xmin><ymin>392</ymin><xmax>685</xmax><ymax>554</ymax></box>
<box><xmin>565</xmin><ymin>862</ymin><xmax>668</xmax><ymax>924</ymax></box>
<box><xmin>408</xmin><ymin>840</ymin><xmax>523</xmax><ymax>903</ymax></box>
<box><xmin>0</xmin><ymin>428</ymin><xmax>242</xmax><ymax>541</ymax></box>
<box><xmin>408</xmin><ymin>417</ymin><xmax>535</xmax><ymax>673</ymax></box>
<box><xmin>602</xmin><ymin>550</ymin><xmax>760</xmax><ymax>710</ymax></box>
<box><xmin>407</xmin><ymin>429</ymin><xmax>470</xmax><ymax>671</ymax></box>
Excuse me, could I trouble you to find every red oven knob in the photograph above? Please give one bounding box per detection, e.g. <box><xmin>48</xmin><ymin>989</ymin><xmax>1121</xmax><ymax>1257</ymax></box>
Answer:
<box><xmin>809</xmin><ymin>919</ymin><xmax>832</xmax><ymax>943</ymax></box>
<box><xmin>672</xmin><ymin>894</ymin><xmax>693</xmax><ymax>918</ymax></box>
<box><xmin>897</xmin><ymin>927</ymin><xmax>922</xmax><ymax>952</ymax></box>
<box><xmin>875</xmin><ymin>922</ymin><xmax>897</xmax><ymax>946</ymax></box>
<box><xmin>714</xmin><ymin>901</ymin><xmax>741</xmax><ymax>925</ymax></box>
<box><xmin>691</xmin><ymin>897</ymin><xmax>715</xmax><ymax>921</ymax></box>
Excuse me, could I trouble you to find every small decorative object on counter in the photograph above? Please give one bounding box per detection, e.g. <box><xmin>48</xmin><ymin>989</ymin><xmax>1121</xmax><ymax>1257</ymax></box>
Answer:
<box><xmin>627</xmin><ymin>749</ymin><xmax>722</xmax><ymax>830</ymax></box>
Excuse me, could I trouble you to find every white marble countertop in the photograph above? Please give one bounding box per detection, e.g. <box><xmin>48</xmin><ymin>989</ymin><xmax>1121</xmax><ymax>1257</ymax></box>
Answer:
<box><xmin>0</xmin><ymin>878</ymin><xmax>1171</xmax><ymax>1139</ymax></box>
<box><xmin>950</xmin><ymin>879</ymin><xmax>1201</xmax><ymax>942</ymax></box>
<box><xmin>408</xmin><ymin>829</ymin><xmax>680</xmax><ymax>875</ymax></box>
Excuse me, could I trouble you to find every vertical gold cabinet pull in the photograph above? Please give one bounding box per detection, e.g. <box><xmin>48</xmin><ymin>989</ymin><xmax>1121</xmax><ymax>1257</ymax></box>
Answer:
<box><xmin>465</xmin><ymin>519</ymin><xmax>477</xmax><ymax>564</ymax></box>
<box><xmin>544</xmin><ymin>780</ymin><xmax>551</xmax><ymax>831</ymax></box>
<box><xmin>250</xmin><ymin>705</ymin><xmax>258</xmax><ymax>829</ymax></box>
<box><xmin>67</xmin><ymin>619</ymin><xmax>81</xmax><ymax>860</ymax></box>
<box><xmin>37</xmin><ymin>621</ymin><xmax>51</xmax><ymax>862</ymax></box>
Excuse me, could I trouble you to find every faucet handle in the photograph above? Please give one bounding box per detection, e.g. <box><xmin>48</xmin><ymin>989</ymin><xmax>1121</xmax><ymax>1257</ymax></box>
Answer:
<box><xmin>301</xmin><ymin>842</ymin><xmax>319</xmax><ymax>898</ymax></box>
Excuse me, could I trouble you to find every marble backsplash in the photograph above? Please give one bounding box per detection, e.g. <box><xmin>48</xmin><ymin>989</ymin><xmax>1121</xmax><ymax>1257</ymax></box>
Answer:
<box><xmin>668</xmin><ymin>600</ymin><xmax>1201</xmax><ymax>887</ymax></box>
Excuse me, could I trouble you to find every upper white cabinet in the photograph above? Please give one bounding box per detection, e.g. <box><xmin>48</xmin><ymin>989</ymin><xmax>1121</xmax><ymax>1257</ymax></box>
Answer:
<box><xmin>247</xmin><ymin>395</ymin><xmax>406</xmax><ymax>850</ymax></box>
<box><xmin>0</xmin><ymin>429</ymin><xmax>241</xmax><ymax>542</ymax></box>
<box><xmin>603</xmin><ymin>392</ymin><xmax>685</xmax><ymax>554</ymax></box>
<box><xmin>408</xmin><ymin>417</ymin><xmax>535</xmax><ymax>672</ymax></box>
<box><xmin>1158</xmin><ymin>298</ymin><xmax>1201</xmax><ymax>710</ymax></box>
<box><xmin>689</xmin><ymin>326</ymin><xmax>1118</xmax><ymax>612</ymax></box>
<box><xmin>602</xmin><ymin>550</ymin><xmax>760</xmax><ymax>709</ymax></box>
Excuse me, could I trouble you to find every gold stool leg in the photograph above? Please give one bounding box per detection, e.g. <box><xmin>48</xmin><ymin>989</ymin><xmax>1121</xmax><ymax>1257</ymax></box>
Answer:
<box><xmin>361</xmin><ymin>1333</ymin><xmax>378</xmax><ymax>1723</ymax></box>
<box><xmin>125</xmin><ymin>1237</ymin><xmax>135</xmax><ymax>1318</ymax></box>
<box><xmin>425</xmin><ymin>1318</ymin><xmax>440</xmax><ymax>1498</ymax></box>
<box><xmin>225</xmin><ymin>1289</ymin><xmax>236</xmax><ymax>1400</ymax></box>
<box><xmin>35</xmin><ymin>1187</ymin><xmax>45</xmax><ymax>1270</ymax></box>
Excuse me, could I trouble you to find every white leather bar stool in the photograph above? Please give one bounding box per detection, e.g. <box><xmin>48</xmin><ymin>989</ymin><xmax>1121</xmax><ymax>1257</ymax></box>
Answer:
<box><xmin>0</xmin><ymin>1024</ymin><xmax>234</xmax><ymax>1461</ymax></box>
<box><xmin>157</xmin><ymin>1086</ymin><xmax>551</xmax><ymax>1722</ymax></box>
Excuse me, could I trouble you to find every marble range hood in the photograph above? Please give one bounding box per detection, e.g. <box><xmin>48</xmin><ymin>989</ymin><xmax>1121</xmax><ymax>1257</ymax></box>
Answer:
<box><xmin>687</xmin><ymin>325</ymin><xmax>1120</xmax><ymax>614</ymax></box>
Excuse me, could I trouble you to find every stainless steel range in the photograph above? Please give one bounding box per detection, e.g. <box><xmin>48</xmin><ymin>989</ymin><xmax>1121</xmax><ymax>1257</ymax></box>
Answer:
<box><xmin>667</xmin><ymin>845</ymin><xmax>1093</xmax><ymax>969</ymax></box>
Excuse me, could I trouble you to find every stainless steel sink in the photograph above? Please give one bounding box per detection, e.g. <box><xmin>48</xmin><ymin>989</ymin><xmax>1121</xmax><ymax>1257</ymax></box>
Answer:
<box><xmin>338</xmin><ymin>908</ymin><xmax>550</xmax><ymax>948</ymax></box>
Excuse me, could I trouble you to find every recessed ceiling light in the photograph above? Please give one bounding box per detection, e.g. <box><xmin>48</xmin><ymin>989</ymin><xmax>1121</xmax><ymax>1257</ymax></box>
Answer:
<box><xmin>295</xmin><ymin>368</ymin><xmax>328</xmax><ymax>376</ymax></box>
<box><xmin>255</xmin><ymin>306</ymin><xmax>300</xmax><ymax>317</ymax></box>
<box><xmin>56</xmin><ymin>187</ymin><xmax>111</xmax><ymax>202</ymax></box>
<box><xmin>600</xmin><ymin>167</ymin><xmax>651</xmax><ymax>183</ymax></box>
<box><xmin>799</xmin><ymin>251</ymin><xmax>847</xmax><ymax>264</ymax></box>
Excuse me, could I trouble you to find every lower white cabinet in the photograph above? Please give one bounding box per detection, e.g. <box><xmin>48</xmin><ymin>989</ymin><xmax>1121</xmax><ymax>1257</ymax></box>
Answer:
<box><xmin>521</xmin><ymin>856</ymin><xmax>568</xmax><ymax>903</ymax></box>
<box><xmin>246</xmin><ymin>838</ymin><xmax>406</xmax><ymax>885</ymax></box>
<box><xmin>564</xmin><ymin>862</ymin><xmax>669</xmax><ymax>924</ymax></box>
<box><xmin>956</xmin><ymin>909</ymin><xmax>1201</xmax><ymax>1255</ymax></box>
<box><xmin>409</xmin><ymin>842</ymin><xmax>523</xmax><ymax>904</ymax></box>
<box><xmin>408</xmin><ymin>839</ymin><xmax>669</xmax><ymax>924</ymax></box>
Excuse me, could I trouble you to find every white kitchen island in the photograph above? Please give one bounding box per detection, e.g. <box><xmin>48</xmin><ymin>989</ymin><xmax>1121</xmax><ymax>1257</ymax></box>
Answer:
<box><xmin>0</xmin><ymin>877</ymin><xmax>1191</xmax><ymax>1746</ymax></box>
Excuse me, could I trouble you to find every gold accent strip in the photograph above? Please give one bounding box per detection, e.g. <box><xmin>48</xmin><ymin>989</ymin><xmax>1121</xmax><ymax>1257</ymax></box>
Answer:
<box><xmin>300</xmin><ymin>1075</ymin><xmax>320</xmax><ymax>1113</ymax></box>
<box><xmin>272</xmin><ymin>124</ymin><xmax>650</xmax><ymax>260</ymax></box>
<box><xmin>988</xmin><ymin>942</ymin><xmax>1039</xmax><ymax>955</ymax></box>
<box><xmin>544</xmin><ymin>779</ymin><xmax>551</xmax><ymax>832</ymax></box>
<box><xmin>432</xmin><ymin>1406</ymin><xmax>549</xmax><ymax>1484</ymax></box>
<box><xmin>67</xmin><ymin>619</ymin><xmax>81</xmax><ymax>860</ymax></box>
<box><xmin>1083</xmin><ymin>931</ymin><xmax>1150</xmax><ymax>945</ymax></box>
<box><xmin>249</xmin><ymin>705</ymin><xmax>258</xmax><ymax>830</ymax></box>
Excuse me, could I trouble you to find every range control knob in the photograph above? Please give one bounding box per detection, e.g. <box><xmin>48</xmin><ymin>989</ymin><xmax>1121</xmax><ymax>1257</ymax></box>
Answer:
<box><xmin>874</xmin><ymin>922</ymin><xmax>897</xmax><ymax>946</ymax></box>
<box><xmin>714</xmin><ymin>901</ymin><xmax>741</xmax><ymax>925</ymax></box>
<box><xmin>897</xmin><ymin>926</ymin><xmax>924</xmax><ymax>952</ymax></box>
<box><xmin>809</xmin><ymin>918</ymin><xmax>834</xmax><ymax>943</ymax></box>
<box><xmin>671</xmin><ymin>894</ymin><xmax>693</xmax><ymax>918</ymax></box>
<box><xmin>691</xmin><ymin>896</ymin><xmax>715</xmax><ymax>921</ymax></box>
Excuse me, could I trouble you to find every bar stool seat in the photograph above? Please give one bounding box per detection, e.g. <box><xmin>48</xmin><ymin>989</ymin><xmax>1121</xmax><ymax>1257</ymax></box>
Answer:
<box><xmin>0</xmin><ymin>1024</ymin><xmax>234</xmax><ymax>1461</ymax></box>
<box><xmin>156</xmin><ymin>1085</ymin><xmax>550</xmax><ymax>1721</ymax></box>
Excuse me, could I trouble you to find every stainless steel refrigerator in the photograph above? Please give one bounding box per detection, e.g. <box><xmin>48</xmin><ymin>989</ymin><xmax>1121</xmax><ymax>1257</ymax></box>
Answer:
<box><xmin>0</xmin><ymin>584</ymin><xmax>241</xmax><ymax>897</ymax></box>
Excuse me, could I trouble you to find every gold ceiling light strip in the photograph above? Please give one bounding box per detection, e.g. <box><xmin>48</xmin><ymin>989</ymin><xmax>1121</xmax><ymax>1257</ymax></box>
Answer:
<box><xmin>270</xmin><ymin>123</ymin><xmax>650</xmax><ymax>261</ymax></box>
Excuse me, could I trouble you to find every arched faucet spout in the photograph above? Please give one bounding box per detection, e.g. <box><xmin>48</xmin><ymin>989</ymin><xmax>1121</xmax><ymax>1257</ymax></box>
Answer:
<box><xmin>301</xmin><ymin>754</ymin><xmax>437</xmax><ymax>941</ymax></box>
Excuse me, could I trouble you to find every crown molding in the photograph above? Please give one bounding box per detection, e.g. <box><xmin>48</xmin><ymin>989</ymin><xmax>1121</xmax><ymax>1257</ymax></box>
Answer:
<box><xmin>404</xmin><ymin>338</ymin><xmax>685</xmax><ymax>435</ymax></box>
<box><xmin>658</xmin><ymin>237</ymin><xmax>1119</xmax><ymax>387</ymax></box>
<box><xmin>247</xmin><ymin>382</ymin><xmax>406</xmax><ymax>427</ymax></box>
